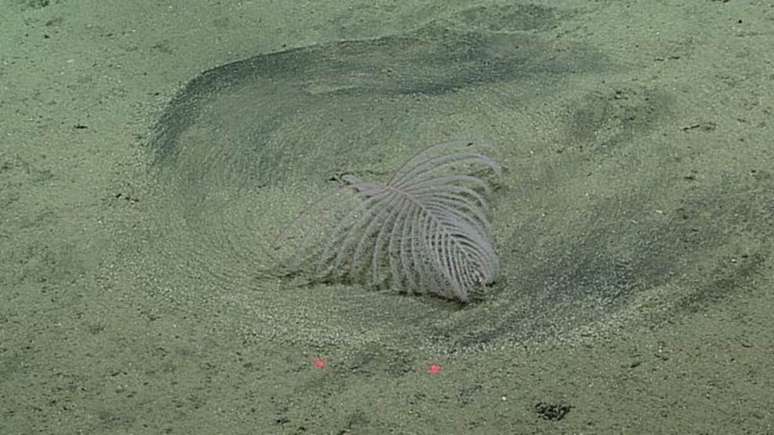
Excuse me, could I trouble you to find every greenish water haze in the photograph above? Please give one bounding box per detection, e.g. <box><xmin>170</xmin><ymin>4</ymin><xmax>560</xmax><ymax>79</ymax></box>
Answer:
<box><xmin>1</xmin><ymin>0</ymin><xmax>772</xmax><ymax>433</ymax></box>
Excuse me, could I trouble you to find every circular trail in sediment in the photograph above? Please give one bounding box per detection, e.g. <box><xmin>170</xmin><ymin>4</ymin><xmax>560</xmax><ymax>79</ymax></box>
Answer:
<box><xmin>138</xmin><ymin>3</ymin><xmax>773</xmax><ymax>360</ymax></box>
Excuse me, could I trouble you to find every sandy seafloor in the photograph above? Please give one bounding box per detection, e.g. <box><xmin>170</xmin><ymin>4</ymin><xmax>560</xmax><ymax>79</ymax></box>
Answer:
<box><xmin>1</xmin><ymin>0</ymin><xmax>773</xmax><ymax>433</ymax></box>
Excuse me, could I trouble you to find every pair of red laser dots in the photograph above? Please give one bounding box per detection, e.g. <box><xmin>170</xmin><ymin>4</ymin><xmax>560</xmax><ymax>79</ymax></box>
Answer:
<box><xmin>313</xmin><ymin>358</ymin><xmax>443</xmax><ymax>375</ymax></box>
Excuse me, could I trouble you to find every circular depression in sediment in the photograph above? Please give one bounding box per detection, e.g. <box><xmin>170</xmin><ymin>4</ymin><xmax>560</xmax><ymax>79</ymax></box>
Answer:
<box><xmin>140</xmin><ymin>4</ymin><xmax>773</xmax><ymax>357</ymax></box>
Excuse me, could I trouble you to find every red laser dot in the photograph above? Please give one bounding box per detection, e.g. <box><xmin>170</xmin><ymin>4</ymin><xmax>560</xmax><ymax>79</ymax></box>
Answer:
<box><xmin>428</xmin><ymin>363</ymin><xmax>443</xmax><ymax>375</ymax></box>
<box><xmin>313</xmin><ymin>358</ymin><xmax>327</xmax><ymax>369</ymax></box>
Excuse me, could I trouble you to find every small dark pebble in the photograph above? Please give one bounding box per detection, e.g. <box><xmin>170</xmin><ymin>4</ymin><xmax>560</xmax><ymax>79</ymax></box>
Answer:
<box><xmin>535</xmin><ymin>401</ymin><xmax>572</xmax><ymax>421</ymax></box>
